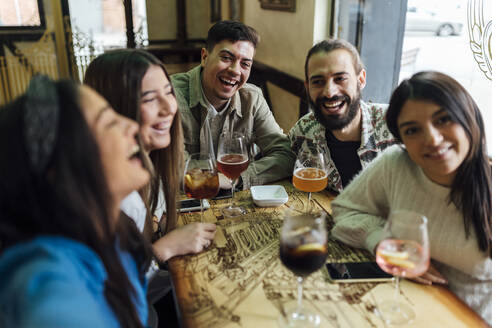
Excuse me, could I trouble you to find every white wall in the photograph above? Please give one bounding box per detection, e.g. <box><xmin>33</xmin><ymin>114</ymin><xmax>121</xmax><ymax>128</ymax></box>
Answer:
<box><xmin>243</xmin><ymin>0</ymin><xmax>331</xmax><ymax>131</ymax></box>
<box><xmin>243</xmin><ymin>0</ymin><xmax>315</xmax><ymax>79</ymax></box>
<box><xmin>146</xmin><ymin>0</ymin><xmax>209</xmax><ymax>42</ymax></box>
<box><xmin>146</xmin><ymin>0</ymin><xmax>176</xmax><ymax>41</ymax></box>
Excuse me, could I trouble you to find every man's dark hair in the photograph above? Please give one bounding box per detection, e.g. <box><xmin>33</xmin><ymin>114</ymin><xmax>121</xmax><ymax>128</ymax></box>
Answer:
<box><xmin>304</xmin><ymin>39</ymin><xmax>364</xmax><ymax>81</ymax></box>
<box><xmin>206</xmin><ymin>20</ymin><xmax>259</xmax><ymax>51</ymax></box>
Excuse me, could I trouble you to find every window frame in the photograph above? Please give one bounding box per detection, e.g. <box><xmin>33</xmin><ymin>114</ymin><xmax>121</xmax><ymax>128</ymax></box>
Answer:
<box><xmin>332</xmin><ymin>0</ymin><xmax>408</xmax><ymax>104</ymax></box>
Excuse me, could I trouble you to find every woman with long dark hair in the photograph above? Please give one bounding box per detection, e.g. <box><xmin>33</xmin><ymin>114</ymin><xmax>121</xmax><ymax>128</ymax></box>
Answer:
<box><xmin>84</xmin><ymin>49</ymin><xmax>216</xmax><ymax>326</ymax></box>
<box><xmin>331</xmin><ymin>71</ymin><xmax>492</xmax><ymax>323</ymax></box>
<box><xmin>0</xmin><ymin>76</ymin><xmax>153</xmax><ymax>326</ymax></box>
<box><xmin>84</xmin><ymin>49</ymin><xmax>216</xmax><ymax>263</ymax></box>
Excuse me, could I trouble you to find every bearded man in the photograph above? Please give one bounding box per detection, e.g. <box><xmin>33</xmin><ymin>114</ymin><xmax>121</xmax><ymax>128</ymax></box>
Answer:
<box><xmin>289</xmin><ymin>39</ymin><xmax>396</xmax><ymax>193</ymax></box>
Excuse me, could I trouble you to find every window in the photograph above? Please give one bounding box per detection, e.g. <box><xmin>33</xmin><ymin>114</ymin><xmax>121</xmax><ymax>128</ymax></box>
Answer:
<box><xmin>0</xmin><ymin>0</ymin><xmax>45</xmax><ymax>31</ymax></box>
<box><xmin>334</xmin><ymin>0</ymin><xmax>491</xmax><ymax>155</ymax></box>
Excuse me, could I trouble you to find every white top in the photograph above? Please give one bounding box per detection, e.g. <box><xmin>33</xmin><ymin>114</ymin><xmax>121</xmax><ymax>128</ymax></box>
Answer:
<box><xmin>120</xmin><ymin>191</ymin><xmax>146</xmax><ymax>232</ymax></box>
<box><xmin>121</xmin><ymin>187</ymin><xmax>168</xmax><ymax>282</ymax></box>
<box><xmin>154</xmin><ymin>184</ymin><xmax>167</xmax><ymax>220</ymax></box>
<box><xmin>121</xmin><ymin>184</ymin><xmax>167</xmax><ymax>234</ymax></box>
<box><xmin>331</xmin><ymin>145</ymin><xmax>492</xmax><ymax>323</ymax></box>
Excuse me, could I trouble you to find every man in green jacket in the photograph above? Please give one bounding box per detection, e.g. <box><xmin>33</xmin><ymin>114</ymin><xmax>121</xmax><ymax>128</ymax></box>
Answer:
<box><xmin>171</xmin><ymin>20</ymin><xmax>294</xmax><ymax>190</ymax></box>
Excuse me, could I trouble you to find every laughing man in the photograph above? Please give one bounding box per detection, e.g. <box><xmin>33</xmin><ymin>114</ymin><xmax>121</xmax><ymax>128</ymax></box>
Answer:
<box><xmin>289</xmin><ymin>39</ymin><xmax>397</xmax><ymax>193</ymax></box>
<box><xmin>171</xmin><ymin>20</ymin><xmax>294</xmax><ymax>190</ymax></box>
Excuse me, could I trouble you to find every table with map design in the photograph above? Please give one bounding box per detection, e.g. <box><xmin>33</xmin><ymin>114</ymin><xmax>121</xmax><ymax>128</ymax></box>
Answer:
<box><xmin>168</xmin><ymin>181</ymin><xmax>488</xmax><ymax>328</ymax></box>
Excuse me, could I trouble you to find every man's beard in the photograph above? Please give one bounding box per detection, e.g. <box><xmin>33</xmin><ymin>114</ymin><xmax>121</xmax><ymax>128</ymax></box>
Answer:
<box><xmin>310</xmin><ymin>88</ymin><xmax>361</xmax><ymax>131</ymax></box>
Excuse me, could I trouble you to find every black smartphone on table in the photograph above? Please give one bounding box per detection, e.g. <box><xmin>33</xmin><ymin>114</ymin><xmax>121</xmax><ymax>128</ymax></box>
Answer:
<box><xmin>212</xmin><ymin>188</ymin><xmax>232</xmax><ymax>200</ymax></box>
<box><xmin>326</xmin><ymin>262</ymin><xmax>393</xmax><ymax>283</ymax></box>
<box><xmin>178</xmin><ymin>199</ymin><xmax>210</xmax><ymax>212</ymax></box>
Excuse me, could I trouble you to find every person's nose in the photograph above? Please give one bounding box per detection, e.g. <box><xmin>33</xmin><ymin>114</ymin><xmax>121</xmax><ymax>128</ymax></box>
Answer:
<box><xmin>158</xmin><ymin>94</ymin><xmax>177</xmax><ymax>116</ymax></box>
<box><xmin>228</xmin><ymin>60</ymin><xmax>241</xmax><ymax>76</ymax></box>
<box><xmin>322</xmin><ymin>80</ymin><xmax>338</xmax><ymax>99</ymax></box>
<box><xmin>424</xmin><ymin>125</ymin><xmax>443</xmax><ymax>146</ymax></box>
<box><xmin>125</xmin><ymin>116</ymin><xmax>139</xmax><ymax>137</ymax></box>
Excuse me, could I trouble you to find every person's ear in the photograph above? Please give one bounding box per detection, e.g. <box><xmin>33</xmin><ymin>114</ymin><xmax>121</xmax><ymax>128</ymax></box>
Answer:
<box><xmin>358</xmin><ymin>69</ymin><xmax>367</xmax><ymax>90</ymax></box>
<box><xmin>201</xmin><ymin>48</ymin><xmax>208</xmax><ymax>67</ymax></box>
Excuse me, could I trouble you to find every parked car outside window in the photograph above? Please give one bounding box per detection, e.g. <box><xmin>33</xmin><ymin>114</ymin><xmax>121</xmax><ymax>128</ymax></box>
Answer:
<box><xmin>405</xmin><ymin>6</ymin><xmax>463</xmax><ymax>36</ymax></box>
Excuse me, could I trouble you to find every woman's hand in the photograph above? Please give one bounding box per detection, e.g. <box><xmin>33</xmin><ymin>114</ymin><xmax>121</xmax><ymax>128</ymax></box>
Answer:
<box><xmin>152</xmin><ymin>222</ymin><xmax>217</xmax><ymax>262</ymax></box>
<box><xmin>409</xmin><ymin>263</ymin><xmax>448</xmax><ymax>285</ymax></box>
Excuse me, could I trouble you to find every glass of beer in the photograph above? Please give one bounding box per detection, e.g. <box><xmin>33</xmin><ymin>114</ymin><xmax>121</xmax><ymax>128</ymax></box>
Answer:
<box><xmin>292</xmin><ymin>147</ymin><xmax>328</xmax><ymax>213</ymax></box>
<box><xmin>217</xmin><ymin>132</ymin><xmax>249</xmax><ymax>217</ymax></box>
<box><xmin>183</xmin><ymin>153</ymin><xmax>220</xmax><ymax>222</ymax></box>
<box><xmin>279</xmin><ymin>210</ymin><xmax>328</xmax><ymax>327</ymax></box>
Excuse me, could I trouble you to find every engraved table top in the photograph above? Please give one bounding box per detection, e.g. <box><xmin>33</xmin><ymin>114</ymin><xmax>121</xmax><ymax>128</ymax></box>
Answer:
<box><xmin>168</xmin><ymin>181</ymin><xmax>488</xmax><ymax>328</ymax></box>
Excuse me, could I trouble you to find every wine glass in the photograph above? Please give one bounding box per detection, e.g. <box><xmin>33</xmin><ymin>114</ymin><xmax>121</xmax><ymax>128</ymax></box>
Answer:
<box><xmin>375</xmin><ymin>210</ymin><xmax>430</xmax><ymax>325</ymax></box>
<box><xmin>217</xmin><ymin>132</ymin><xmax>249</xmax><ymax>218</ymax></box>
<box><xmin>279</xmin><ymin>210</ymin><xmax>328</xmax><ymax>327</ymax></box>
<box><xmin>292</xmin><ymin>147</ymin><xmax>328</xmax><ymax>213</ymax></box>
<box><xmin>183</xmin><ymin>153</ymin><xmax>220</xmax><ymax>222</ymax></box>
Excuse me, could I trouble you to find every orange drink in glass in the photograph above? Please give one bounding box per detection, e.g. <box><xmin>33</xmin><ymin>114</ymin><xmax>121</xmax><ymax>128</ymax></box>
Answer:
<box><xmin>292</xmin><ymin>146</ymin><xmax>327</xmax><ymax>213</ymax></box>
<box><xmin>292</xmin><ymin>167</ymin><xmax>328</xmax><ymax>193</ymax></box>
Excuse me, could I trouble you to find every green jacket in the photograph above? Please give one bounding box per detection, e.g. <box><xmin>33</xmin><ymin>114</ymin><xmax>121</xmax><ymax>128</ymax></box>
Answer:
<box><xmin>171</xmin><ymin>65</ymin><xmax>295</xmax><ymax>189</ymax></box>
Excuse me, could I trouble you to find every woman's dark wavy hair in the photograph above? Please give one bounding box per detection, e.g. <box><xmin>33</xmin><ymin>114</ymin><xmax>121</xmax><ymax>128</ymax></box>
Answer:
<box><xmin>386</xmin><ymin>71</ymin><xmax>492</xmax><ymax>257</ymax></box>
<box><xmin>0</xmin><ymin>79</ymin><xmax>152</xmax><ymax>327</ymax></box>
<box><xmin>84</xmin><ymin>49</ymin><xmax>183</xmax><ymax>235</ymax></box>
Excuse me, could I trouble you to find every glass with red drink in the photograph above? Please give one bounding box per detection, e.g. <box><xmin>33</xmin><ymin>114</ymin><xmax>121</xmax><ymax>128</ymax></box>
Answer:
<box><xmin>217</xmin><ymin>133</ymin><xmax>249</xmax><ymax>218</ymax></box>
<box><xmin>183</xmin><ymin>153</ymin><xmax>219</xmax><ymax>222</ymax></box>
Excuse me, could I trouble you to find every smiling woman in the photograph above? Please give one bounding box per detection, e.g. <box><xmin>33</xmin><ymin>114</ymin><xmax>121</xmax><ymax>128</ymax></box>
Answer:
<box><xmin>331</xmin><ymin>71</ymin><xmax>492</xmax><ymax>323</ymax></box>
<box><xmin>84</xmin><ymin>49</ymin><xmax>217</xmax><ymax>327</ymax></box>
<box><xmin>0</xmin><ymin>76</ymin><xmax>152</xmax><ymax>327</ymax></box>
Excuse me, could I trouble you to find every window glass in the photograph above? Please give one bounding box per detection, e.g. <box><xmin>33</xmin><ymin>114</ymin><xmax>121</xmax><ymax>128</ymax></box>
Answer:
<box><xmin>400</xmin><ymin>0</ymin><xmax>491</xmax><ymax>154</ymax></box>
<box><xmin>336</xmin><ymin>0</ymin><xmax>491</xmax><ymax>155</ymax></box>
<box><xmin>68</xmin><ymin>0</ymin><xmax>148</xmax><ymax>80</ymax></box>
<box><xmin>0</xmin><ymin>0</ymin><xmax>42</xmax><ymax>27</ymax></box>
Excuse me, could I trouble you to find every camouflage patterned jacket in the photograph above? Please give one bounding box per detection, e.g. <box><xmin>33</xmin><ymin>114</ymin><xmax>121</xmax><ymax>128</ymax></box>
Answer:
<box><xmin>288</xmin><ymin>101</ymin><xmax>397</xmax><ymax>193</ymax></box>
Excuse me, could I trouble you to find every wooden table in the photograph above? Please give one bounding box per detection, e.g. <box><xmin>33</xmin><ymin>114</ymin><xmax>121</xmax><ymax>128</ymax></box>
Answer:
<box><xmin>168</xmin><ymin>181</ymin><xmax>489</xmax><ymax>328</ymax></box>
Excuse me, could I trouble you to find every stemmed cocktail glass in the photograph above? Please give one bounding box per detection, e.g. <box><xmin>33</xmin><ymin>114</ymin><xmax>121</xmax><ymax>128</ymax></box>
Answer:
<box><xmin>375</xmin><ymin>210</ymin><xmax>430</xmax><ymax>325</ymax></box>
<box><xmin>292</xmin><ymin>147</ymin><xmax>328</xmax><ymax>213</ymax></box>
<box><xmin>217</xmin><ymin>132</ymin><xmax>249</xmax><ymax>218</ymax></box>
<box><xmin>279</xmin><ymin>210</ymin><xmax>328</xmax><ymax>327</ymax></box>
<box><xmin>183</xmin><ymin>153</ymin><xmax>220</xmax><ymax>222</ymax></box>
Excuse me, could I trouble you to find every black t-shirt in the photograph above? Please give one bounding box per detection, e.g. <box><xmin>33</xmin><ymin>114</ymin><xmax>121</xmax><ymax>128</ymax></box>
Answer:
<box><xmin>325</xmin><ymin>130</ymin><xmax>362</xmax><ymax>188</ymax></box>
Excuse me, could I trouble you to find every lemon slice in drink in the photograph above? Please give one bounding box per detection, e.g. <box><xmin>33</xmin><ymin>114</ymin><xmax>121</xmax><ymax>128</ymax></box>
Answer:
<box><xmin>296</xmin><ymin>243</ymin><xmax>326</xmax><ymax>253</ymax></box>
<box><xmin>378</xmin><ymin>250</ymin><xmax>415</xmax><ymax>269</ymax></box>
<box><xmin>378</xmin><ymin>249</ymin><xmax>409</xmax><ymax>259</ymax></box>
<box><xmin>384</xmin><ymin>257</ymin><xmax>416</xmax><ymax>269</ymax></box>
<box><xmin>185</xmin><ymin>174</ymin><xmax>193</xmax><ymax>186</ymax></box>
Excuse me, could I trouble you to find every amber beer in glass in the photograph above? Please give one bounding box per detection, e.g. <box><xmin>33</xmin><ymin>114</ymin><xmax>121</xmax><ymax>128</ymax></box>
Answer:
<box><xmin>292</xmin><ymin>146</ymin><xmax>328</xmax><ymax>212</ymax></box>
<box><xmin>292</xmin><ymin>167</ymin><xmax>328</xmax><ymax>193</ymax></box>
<box><xmin>217</xmin><ymin>133</ymin><xmax>249</xmax><ymax>217</ymax></box>
<box><xmin>217</xmin><ymin>154</ymin><xmax>249</xmax><ymax>180</ymax></box>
